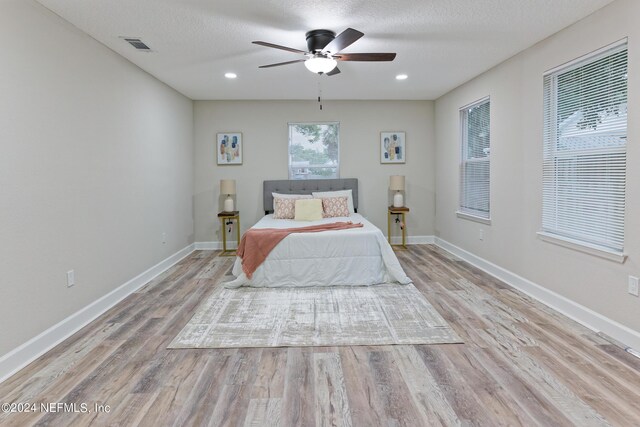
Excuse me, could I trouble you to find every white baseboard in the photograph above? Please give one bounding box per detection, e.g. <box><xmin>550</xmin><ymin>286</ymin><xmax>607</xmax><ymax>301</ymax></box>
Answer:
<box><xmin>434</xmin><ymin>237</ymin><xmax>640</xmax><ymax>351</ymax></box>
<box><xmin>0</xmin><ymin>244</ymin><xmax>195</xmax><ymax>384</ymax></box>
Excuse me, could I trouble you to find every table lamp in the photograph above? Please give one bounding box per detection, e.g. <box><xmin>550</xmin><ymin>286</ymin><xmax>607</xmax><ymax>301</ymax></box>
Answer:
<box><xmin>390</xmin><ymin>175</ymin><xmax>405</xmax><ymax>208</ymax></box>
<box><xmin>220</xmin><ymin>179</ymin><xmax>236</xmax><ymax>212</ymax></box>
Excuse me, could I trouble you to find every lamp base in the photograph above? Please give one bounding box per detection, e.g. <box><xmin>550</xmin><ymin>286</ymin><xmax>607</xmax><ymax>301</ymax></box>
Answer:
<box><xmin>393</xmin><ymin>192</ymin><xmax>404</xmax><ymax>208</ymax></box>
<box><xmin>224</xmin><ymin>196</ymin><xmax>234</xmax><ymax>212</ymax></box>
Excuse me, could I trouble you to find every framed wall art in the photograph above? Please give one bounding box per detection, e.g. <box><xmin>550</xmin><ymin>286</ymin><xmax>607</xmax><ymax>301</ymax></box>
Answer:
<box><xmin>217</xmin><ymin>132</ymin><xmax>242</xmax><ymax>165</ymax></box>
<box><xmin>380</xmin><ymin>131</ymin><xmax>405</xmax><ymax>164</ymax></box>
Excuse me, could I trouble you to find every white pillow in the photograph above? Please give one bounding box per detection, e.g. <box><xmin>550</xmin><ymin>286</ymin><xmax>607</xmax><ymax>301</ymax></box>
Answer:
<box><xmin>294</xmin><ymin>199</ymin><xmax>323</xmax><ymax>221</ymax></box>
<box><xmin>272</xmin><ymin>192</ymin><xmax>313</xmax><ymax>199</ymax></box>
<box><xmin>312</xmin><ymin>189</ymin><xmax>355</xmax><ymax>213</ymax></box>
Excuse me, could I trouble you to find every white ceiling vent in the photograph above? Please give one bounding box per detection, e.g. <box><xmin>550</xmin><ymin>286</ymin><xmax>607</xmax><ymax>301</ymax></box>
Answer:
<box><xmin>123</xmin><ymin>38</ymin><xmax>152</xmax><ymax>51</ymax></box>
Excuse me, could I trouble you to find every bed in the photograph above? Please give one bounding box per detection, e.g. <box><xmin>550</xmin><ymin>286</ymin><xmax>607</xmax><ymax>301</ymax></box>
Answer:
<box><xmin>225</xmin><ymin>178</ymin><xmax>411</xmax><ymax>288</ymax></box>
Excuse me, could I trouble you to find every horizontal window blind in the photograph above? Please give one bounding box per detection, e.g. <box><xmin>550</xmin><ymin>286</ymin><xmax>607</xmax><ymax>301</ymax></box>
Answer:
<box><xmin>460</xmin><ymin>98</ymin><xmax>490</xmax><ymax>219</ymax></box>
<box><xmin>542</xmin><ymin>42</ymin><xmax>627</xmax><ymax>253</ymax></box>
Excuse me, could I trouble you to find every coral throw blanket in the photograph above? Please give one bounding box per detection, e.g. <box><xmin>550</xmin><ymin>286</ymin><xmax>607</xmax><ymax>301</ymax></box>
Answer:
<box><xmin>237</xmin><ymin>222</ymin><xmax>364</xmax><ymax>278</ymax></box>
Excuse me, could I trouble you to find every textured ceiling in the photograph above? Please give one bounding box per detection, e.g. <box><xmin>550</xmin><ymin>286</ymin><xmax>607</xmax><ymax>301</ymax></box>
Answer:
<box><xmin>36</xmin><ymin>0</ymin><xmax>614</xmax><ymax>100</ymax></box>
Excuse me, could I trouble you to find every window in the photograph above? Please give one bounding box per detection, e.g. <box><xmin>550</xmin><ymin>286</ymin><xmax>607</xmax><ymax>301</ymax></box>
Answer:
<box><xmin>288</xmin><ymin>122</ymin><xmax>339</xmax><ymax>180</ymax></box>
<box><xmin>459</xmin><ymin>97</ymin><xmax>491</xmax><ymax>221</ymax></box>
<box><xmin>542</xmin><ymin>41</ymin><xmax>628</xmax><ymax>257</ymax></box>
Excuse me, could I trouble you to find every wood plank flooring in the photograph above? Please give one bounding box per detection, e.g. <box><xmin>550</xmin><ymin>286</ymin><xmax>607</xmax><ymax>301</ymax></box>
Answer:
<box><xmin>1</xmin><ymin>245</ymin><xmax>639</xmax><ymax>426</ymax></box>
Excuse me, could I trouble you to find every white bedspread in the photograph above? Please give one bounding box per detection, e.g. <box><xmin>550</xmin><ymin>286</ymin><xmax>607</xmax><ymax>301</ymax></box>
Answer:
<box><xmin>226</xmin><ymin>214</ymin><xmax>412</xmax><ymax>288</ymax></box>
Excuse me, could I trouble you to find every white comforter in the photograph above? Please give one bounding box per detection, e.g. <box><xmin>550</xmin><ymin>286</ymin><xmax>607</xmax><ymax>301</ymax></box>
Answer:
<box><xmin>226</xmin><ymin>214</ymin><xmax>411</xmax><ymax>288</ymax></box>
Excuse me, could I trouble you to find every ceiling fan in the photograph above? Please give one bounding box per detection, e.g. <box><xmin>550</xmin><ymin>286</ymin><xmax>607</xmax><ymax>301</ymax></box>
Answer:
<box><xmin>252</xmin><ymin>28</ymin><xmax>396</xmax><ymax>76</ymax></box>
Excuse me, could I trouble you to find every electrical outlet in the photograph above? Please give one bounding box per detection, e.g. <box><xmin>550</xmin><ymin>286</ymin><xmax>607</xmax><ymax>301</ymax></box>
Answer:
<box><xmin>479</xmin><ymin>229</ymin><xmax>484</xmax><ymax>241</ymax></box>
<box><xmin>162</xmin><ymin>232</ymin><xmax>167</xmax><ymax>244</ymax></box>
<box><xmin>629</xmin><ymin>276</ymin><xmax>639</xmax><ymax>297</ymax></box>
<box><xmin>67</xmin><ymin>270</ymin><xmax>75</xmax><ymax>288</ymax></box>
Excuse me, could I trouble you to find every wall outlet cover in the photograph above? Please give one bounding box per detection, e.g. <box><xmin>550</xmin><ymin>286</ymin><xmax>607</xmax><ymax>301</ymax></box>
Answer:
<box><xmin>628</xmin><ymin>276</ymin><xmax>639</xmax><ymax>297</ymax></box>
<box><xmin>67</xmin><ymin>270</ymin><xmax>75</xmax><ymax>288</ymax></box>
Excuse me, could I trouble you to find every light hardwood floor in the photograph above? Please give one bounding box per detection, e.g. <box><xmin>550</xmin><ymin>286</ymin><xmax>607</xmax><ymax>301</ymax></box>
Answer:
<box><xmin>1</xmin><ymin>245</ymin><xmax>639</xmax><ymax>426</ymax></box>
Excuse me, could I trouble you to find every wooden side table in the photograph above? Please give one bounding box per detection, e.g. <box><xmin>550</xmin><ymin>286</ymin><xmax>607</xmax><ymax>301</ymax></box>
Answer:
<box><xmin>388</xmin><ymin>206</ymin><xmax>409</xmax><ymax>249</ymax></box>
<box><xmin>218</xmin><ymin>211</ymin><xmax>240</xmax><ymax>256</ymax></box>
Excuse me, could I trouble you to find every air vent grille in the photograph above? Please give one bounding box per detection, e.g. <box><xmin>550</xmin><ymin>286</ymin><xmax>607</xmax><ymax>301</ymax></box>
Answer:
<box><xmin>124</xmin><ymin>38</ymin><xmax>151</xmax><ymax>51</ymax></box>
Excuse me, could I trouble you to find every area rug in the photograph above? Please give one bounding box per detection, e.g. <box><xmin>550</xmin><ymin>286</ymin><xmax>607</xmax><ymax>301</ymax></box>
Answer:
<box><xmin>168</xmin><ymin>283</ymin><xmax>462</xmax><ymax>348</ymax></box>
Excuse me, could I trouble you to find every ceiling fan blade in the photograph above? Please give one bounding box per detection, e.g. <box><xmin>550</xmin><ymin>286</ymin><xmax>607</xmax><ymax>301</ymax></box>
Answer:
<box><xmin>335</xmin><ymin>53</ymin><xmax>396</xmax><ymax>62</ymax></box>
<box><xmin>258</xmin><ymin>59</ymin><xmax>306</xmax><ymax>68</ymax></box>
<box><xmin>321</xmin><ymin>28</ymin><xmax>364</xmax><ymax>53</ymax></box>
<box><xmin>252</xmin><ymin>41</ymin><xmax>307</xmax><ymax>55</ymax></box>
<box><xmin>326</xmin><ymin>67</ymin><xmax>341</xmax><ymax>76</ymax></box>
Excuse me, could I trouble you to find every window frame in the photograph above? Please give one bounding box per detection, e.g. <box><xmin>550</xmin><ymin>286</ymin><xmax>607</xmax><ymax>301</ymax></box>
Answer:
<box><xmin>287</xmin><ymin>122</ymin><xmax>340</xmax><ymax>180</ymax></box>
<box><xmin>457</xmin><ymin>96</ymin><xmax>491</xmax><ymax>224</ymax></box>
<box><xmin>539</xmin><ymin>40</ymin><xmax>628</xmax><ymax>262</ymax></box>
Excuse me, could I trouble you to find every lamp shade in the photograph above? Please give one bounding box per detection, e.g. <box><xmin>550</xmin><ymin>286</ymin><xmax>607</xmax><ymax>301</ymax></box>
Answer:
<box><xmin>220</xmin><ymin>179</ymin><xmax>236</xmax><ymax>195</ymax></box>
<box><xmin>389</xmin><ymin>175</ymin><xmax>405</xmax><ymax>191</ymax></box>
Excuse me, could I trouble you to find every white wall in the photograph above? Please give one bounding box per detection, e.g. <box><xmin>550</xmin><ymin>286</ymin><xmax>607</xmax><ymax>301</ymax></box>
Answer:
<box><xmin>435</xmin><ymin>0</ymin><xmax>640</xmax><ymax>331</ymax></box>
<box><xmin>194</xmin><ymin>100</ymin><xmax>435</xmax><ymax>242</ymax></box>
<box><xmin>0</xmin><ymin>0</ymin><xmax>194</xmax><ymax>356</ymax></box>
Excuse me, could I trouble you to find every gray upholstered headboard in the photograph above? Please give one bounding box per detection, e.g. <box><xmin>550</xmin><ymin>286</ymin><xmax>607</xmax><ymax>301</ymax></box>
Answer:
<box><xmin>264</xmin><ymin>178</ymin><xmax>358</xmax><ymax>214</ymax></box>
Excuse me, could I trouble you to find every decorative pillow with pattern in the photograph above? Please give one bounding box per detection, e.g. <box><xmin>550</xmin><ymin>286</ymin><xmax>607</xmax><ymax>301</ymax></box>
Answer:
<box><xmin>312</xmin><ymin>189</ymin><xmax>355</xmax><ymax>213</ymax></box>
<box><xmin>272</xmin><ymin>197</ymin><xmax>296</xmax><ymax>219</ymax></box>
<box><xmin>322</xmin><ymin>196</ymin><xmax>350</xmax><ymax>218</ymax></box>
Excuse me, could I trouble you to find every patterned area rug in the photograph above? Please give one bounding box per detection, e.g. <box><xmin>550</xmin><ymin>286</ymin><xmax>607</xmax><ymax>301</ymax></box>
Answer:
<box><xmin>168</xmin><ymin>283</ymin><xmax>462</xmax><ymax>348</ymax></box>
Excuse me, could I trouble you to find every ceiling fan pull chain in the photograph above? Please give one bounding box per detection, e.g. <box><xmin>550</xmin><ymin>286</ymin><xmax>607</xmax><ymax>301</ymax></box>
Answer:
<box><xmin>318</xmin><ymin>80</ymin><xmax>323</xmax><ymax>110</ymax></box>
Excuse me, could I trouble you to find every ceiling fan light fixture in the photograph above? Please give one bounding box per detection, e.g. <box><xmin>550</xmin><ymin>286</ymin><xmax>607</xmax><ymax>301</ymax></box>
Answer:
<box><xmin>304</xmin><ymin>56</ymin><xmax>337</xmax><ymax>74</ymax></box>
<box><xmin>224</xmin><ymin>72</ymin><xmax>237</xmax><ymax>79</ymax></box>
<box><xmin>254</xmin><ymin>28</ymin><xmax>396</xmax><ymax>76</ymax></box>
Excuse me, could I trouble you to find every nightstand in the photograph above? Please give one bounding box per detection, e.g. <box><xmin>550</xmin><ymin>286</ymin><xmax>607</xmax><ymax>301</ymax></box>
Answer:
<box><xmin>218</xmin><ymin>211</ymin><xmax>240</xmax><ymax>256</ymax></box>
<box><xmin>388</xmin><ymin>206</ymin><xmax>409</xmax><ymax>249</ymax></box>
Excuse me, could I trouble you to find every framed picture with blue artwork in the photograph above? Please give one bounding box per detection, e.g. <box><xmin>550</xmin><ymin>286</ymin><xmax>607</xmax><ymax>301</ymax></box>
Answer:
<box><xmin>217</xmin><ymin>132</ymin><xmax>242</xmax><ymax>165</ymax></box>
<box><xmin>380</xmin><ymin>131</ymin><xmax>406</xmax><ymax>164</ymax></box>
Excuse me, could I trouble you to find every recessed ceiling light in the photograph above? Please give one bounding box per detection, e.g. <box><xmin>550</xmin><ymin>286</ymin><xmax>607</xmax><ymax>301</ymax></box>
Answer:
<box><xmin>225</xmin><ymin>72</ymin><xmax>237</xmax><ymax>79</ymax></box>
<box><xmin>396</xmin><ymin>74</ymin><xmax>408</xmax><ymax>80</ymax></box>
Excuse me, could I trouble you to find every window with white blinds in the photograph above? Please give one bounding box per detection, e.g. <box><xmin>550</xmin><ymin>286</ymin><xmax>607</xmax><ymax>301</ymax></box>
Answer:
<box><xmin>459</xmin><ymin>97</ymin><xmax>491</xmax><ymax>220</ymax></box>
<box><xmin>542</xmin><ymin>41</ymin><xmax>628</xmax><ymax>255</ymax></box>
